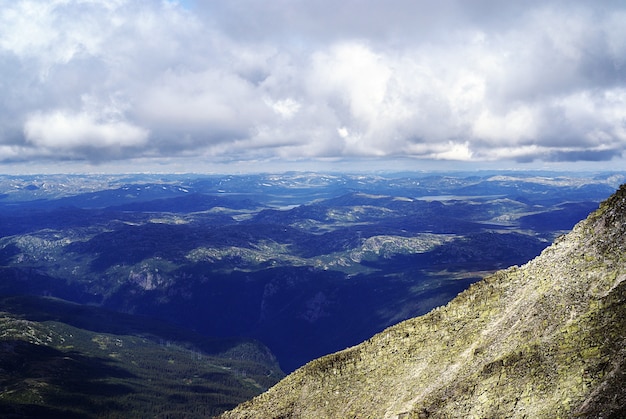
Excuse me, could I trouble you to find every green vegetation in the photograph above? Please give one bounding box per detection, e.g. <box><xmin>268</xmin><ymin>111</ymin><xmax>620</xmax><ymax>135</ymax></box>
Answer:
<box><xmin>0</xmin><ymin>297</ymin><xmax>284</xmax><ymax>418</ymax></box>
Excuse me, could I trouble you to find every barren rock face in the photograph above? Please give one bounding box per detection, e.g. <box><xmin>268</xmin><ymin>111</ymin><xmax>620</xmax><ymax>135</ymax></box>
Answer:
<box><xmin>221</xmin><ymin>184</ymin><xmax>626</xmax><ymax>419</ymax></box>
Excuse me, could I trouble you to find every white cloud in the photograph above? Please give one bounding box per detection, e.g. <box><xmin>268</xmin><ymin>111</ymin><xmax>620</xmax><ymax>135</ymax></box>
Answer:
<box><xmin>431</xmin><ymin>141</ymin><xmax>473</xmax><ymax>161</ymax></box>
<box><xmin>1</xmin><ymin>0</ymin><xmax>626</xmax><ymax>169</ymax></box>
<box><xmin>24</xmin><ymin>110</ymin><xmax>148</xmax><ymax>150</ymax></box>
<box><xmin>137</xmin><ymin>69</ymin><xmax>264</xmax><ymax>130</ymax></box>
<box><xmin>266</xmin><ymin>98</ymin><xmax>301</xmax><ymax>119</ymax></box>
<box><xmin>473</xmin><ymin>106</ymin><xmax>539</xmax><ymax>145</ymax></box>
<box><xmin>308</xmin><ymin>42</ymin><xmax>391</xmax><ymax>122</ymax></box>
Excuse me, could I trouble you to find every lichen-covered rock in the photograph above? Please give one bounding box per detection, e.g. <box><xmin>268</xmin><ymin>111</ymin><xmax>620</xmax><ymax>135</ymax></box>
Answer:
<box><xmin>220</xmin><ymin>184</ymin><xmax>626</xmax><ymax>419</ymax></box>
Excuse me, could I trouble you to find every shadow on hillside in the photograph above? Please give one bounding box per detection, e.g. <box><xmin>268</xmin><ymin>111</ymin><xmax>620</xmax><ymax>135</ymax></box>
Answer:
<box><xmin>0</xmin><ymin>295</ymin><xmax>262</xmax><ymax>358</ymax></box>
<box><xmin>0</xmin><ymin>340</ymin><xmax>134</xmax><ymax>415</ymax></box>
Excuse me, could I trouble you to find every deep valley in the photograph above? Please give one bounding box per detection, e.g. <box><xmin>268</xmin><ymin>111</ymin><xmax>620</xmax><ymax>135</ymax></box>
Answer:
<box><xmin>0</xmin><ymin>170</ymin><xmax>623</xmax><ymax>416</ymax></box>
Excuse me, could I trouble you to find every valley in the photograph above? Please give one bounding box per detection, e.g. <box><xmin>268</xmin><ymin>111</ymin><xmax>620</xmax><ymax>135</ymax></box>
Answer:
<box><xmin>0</xmin><ymin>170</ymin><xmax>623</xmax><ymax>416</ymax></box>
<box><xmin>220</xmin><ymin>181</ymin><xmax>626</xmax><ymax>419</ymax></box>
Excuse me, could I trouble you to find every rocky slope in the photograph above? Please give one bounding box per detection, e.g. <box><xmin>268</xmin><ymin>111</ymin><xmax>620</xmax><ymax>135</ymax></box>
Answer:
<box><xmin>220</xmin><ymin>184</ymin><xmax>626</xmax><ymax>418</ymax></box>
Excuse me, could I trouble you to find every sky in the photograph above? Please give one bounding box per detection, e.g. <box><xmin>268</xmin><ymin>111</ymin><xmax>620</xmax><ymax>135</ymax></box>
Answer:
<box><xmin>1</xmin><ymin>0</ymin><xmax>626</xmax><ymax>174</ymax></box>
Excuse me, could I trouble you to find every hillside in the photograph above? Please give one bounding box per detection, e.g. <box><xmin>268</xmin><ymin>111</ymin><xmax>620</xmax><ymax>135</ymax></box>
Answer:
<box><xmin>0</xmin><ymin>296</ymin><xmax>284</xmax><ymax>418</ymax></box>
<box><xmin>221</xmin><ymin>184</ymin><xmax>626</xmax><ymax>418</ymax></box>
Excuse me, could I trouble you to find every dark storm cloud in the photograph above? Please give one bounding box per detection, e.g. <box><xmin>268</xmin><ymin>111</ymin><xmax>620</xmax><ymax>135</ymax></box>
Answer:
<box><xmin>0</xmin><ymin>0</ymin><xmax>625</xmax><ymax>168</ymax></box>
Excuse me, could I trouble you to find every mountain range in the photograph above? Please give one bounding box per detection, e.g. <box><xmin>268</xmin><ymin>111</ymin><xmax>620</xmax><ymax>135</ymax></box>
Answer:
<box><xmin>220</xmin><ymin>183</ymin><xmax>626</xmax><ymax>418</ymax></box>
<box><xmin>1</xmin><ymin>171</ymin><xmax>625</xmax><ymax>416</ymax></box>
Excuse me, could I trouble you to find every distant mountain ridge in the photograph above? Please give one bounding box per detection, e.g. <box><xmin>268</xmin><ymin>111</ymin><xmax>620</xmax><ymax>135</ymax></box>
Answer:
<box><xmin>221</xmin><ymin>184</ymin><xmax>626</xmax><ymax>418</ymax></box>
<box><xmin>0</xmin><ymin>171</ymin><xmax>622</xmax><ymax>375</ymax></box>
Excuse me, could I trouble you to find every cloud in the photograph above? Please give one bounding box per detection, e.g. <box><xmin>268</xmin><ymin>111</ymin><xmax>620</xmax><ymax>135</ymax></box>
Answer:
<box><xmin>1</xmin><ymin>0</ymin><xmax>626</xmax><ymax>169</ymax></box>
<box><xmin>24</xmin><ymin>109</ymin><xmax>148</xmax><ymax>155</ymax></box>
<box><xmin>136</xmin><ymin>69</ymin><xmax>269</xmax><ymax>138</ymax></box>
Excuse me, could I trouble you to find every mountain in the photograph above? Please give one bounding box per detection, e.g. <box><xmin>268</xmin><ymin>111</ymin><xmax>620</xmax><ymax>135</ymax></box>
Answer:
<box><xmin>1</xmin><ymin>172</ymin><xmax>624</xmax><ymax>415</ymax></box>
<box><xmin>0</xmin><ymin>295</ymin><xmax>284</xmax><ymax>418</ymax></box>
<box><xmin>220</xmin><ymin>184</ymin><xmax>626</xmax><ymax>418</ymax></box>
<box><xmin>0</xmin><ymin>171</ymin><xmax>621</xmax><ymax>374</ymax></box>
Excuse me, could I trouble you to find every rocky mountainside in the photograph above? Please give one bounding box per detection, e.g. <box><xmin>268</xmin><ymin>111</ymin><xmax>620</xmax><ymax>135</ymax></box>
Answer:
<box><xmin>220</xmin><ymin>184</ymin><xmax>626</xmax><ymax>419</ymax></box>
